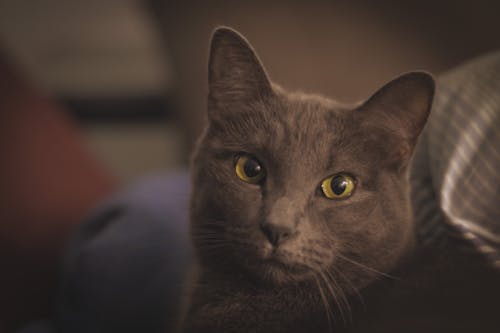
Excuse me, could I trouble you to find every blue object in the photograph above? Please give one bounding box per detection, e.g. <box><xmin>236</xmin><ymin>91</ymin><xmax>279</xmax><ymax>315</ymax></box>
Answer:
<box><xmin>56</xmin><ymin>172</ymin><xmax>191</xmax><ymax>333</ymax></box>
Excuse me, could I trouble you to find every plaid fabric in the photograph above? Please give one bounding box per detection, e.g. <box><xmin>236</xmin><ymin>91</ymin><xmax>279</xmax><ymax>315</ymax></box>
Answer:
<box><xmin>411</xmin><ymin>51</ymin><xmax>500</xmax><ymax>269</ymax></box>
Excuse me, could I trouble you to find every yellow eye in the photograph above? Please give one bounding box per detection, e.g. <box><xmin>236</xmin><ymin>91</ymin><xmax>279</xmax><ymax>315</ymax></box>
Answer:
<box><xmin>321</xmin><ymin>174</ymin><xmax>355</xmax><ymax>200</ymax></box>
<box><xmin>235</xmin><ymin>155</ymin><xmax>265</xmax><ymax>184</ymax></box>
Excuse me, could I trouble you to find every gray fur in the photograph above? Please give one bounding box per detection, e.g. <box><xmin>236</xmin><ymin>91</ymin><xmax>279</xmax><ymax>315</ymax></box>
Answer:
<box><xmin>179</xmin><ymin>27</ymin><xmax>499</xmax><ymax>333</ymax></box>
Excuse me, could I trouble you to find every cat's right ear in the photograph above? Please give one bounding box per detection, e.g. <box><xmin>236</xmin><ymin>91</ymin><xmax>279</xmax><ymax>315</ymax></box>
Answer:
<box><xmin>208</xmin><ymin>27</ymin><xmax>273</xmax><ymax>110</ymax></box>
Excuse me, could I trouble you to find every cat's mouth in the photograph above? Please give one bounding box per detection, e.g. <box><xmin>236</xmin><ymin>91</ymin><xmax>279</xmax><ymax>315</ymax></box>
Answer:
<box><xmin>261</xmin><ymin>253</ymin><xmax>312</xmax><ymax>280</ymax></box>
<box><xmin>245</xmin><ymin>243</ymin><xmax>317</xmax><ymax>283</ymax></box>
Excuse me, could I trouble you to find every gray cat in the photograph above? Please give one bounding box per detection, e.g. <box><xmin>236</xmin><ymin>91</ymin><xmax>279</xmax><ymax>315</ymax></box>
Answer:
<box><xmin>179</xmin><ymin>27</ymin><xmax>500</xmax><ymax>333</ymax></box>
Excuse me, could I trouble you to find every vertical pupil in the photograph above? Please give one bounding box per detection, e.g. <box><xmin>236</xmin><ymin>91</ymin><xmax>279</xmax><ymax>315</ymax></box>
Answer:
<box><xmin>331</xmin><ymin>176</ymin><xmax>347</xmax><ymax>195</ymax></box>
<box><xmin>244</xmin><ymin>159</ymin><xmax>261</xmax><ymax>177</ymax></box>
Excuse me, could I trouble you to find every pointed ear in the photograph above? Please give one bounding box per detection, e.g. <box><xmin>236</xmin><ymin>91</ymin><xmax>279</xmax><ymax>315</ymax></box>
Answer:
<box><xmin>358</xmin><ymin>72</ymin><xmax>435</xmax><ymax>167</ymax></box>
<box><xmin>360</xmin><ymin>72</ymin><xmax>434</xmax><ymax>139</ymax></box>
<box><xmin>208</xmin><ymin>27</ymin><xmax>273</xmax><ymax>107</ymax></box>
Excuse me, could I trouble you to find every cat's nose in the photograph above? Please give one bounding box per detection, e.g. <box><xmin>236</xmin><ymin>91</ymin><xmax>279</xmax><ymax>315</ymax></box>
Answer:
<box><xmin>260</xmin><ymin>222</ymin><xmax>295</xmax><ymax>247</ymax></box>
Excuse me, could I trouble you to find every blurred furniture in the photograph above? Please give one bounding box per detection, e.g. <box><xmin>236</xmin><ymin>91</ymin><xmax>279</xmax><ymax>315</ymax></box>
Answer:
<box><xmin>0</xmin><ymin>54</ymin><xmax>115</xmax><ymax>333</ymax></box>
<box><xmin>0</xmin><ymin>0</ymin><xmax>182</xmax><ymax>185</ymax></box>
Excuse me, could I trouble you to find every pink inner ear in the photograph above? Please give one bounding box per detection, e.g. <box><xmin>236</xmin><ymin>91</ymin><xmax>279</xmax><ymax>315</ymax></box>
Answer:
<box><xmin>393</xmin><ymin>142</ymin><xmax>412</xmax><ymax>162</ymax></box>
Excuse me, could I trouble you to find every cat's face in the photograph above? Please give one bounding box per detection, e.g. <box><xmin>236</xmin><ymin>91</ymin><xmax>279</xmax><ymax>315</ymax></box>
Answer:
<box><xmin>190</xmin><ymin>28</ymin><xmax>434</xmax><ymax>291</ymax></box>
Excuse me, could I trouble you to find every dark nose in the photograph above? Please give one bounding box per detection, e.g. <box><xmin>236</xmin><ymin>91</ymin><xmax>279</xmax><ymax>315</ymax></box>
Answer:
<box><xmin>260</xmin><ymin>222</ymin><xmax>295</xmax><ymax>247</ymax></box>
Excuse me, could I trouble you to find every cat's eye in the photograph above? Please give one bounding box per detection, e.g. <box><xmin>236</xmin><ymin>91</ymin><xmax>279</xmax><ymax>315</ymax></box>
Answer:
<box><xmin>321</xmin><ymin>174</ymin><xmax>355</xmax><ymax>200</ymax></box>
<box><xmin>235</xmin><ymin>155</ymin><xmax>265</xmax><ymax>184</ymax></box>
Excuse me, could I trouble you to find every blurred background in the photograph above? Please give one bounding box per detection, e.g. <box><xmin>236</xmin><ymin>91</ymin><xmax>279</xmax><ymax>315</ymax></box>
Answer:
<box><xmin>1</xmin><ymin>0</ymin><xmax>500</xmax><ymax>332</ymax></box>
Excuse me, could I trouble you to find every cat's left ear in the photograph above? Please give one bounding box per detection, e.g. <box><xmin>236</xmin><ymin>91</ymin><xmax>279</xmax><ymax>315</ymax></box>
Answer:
<box><xmin>358</xmin><ymin>72</ymin><xmax>434</xmax><ymax>163</ymax></box>
<box><xmin>208</xmin><ymin>27</ymin><xmax>274</xmax><ymax>107</ymax></box>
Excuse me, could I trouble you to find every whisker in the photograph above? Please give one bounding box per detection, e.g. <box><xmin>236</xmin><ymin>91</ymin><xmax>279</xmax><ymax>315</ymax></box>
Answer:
<box><xmin>317</xmin><ymin>270</ymin><xmax>347</xmax><ymax>324</ymax></box>
<box><xmin>314</xmin><ymin>275</ymin><xmax>334</xmax><ymax>332</ymax></box>
<box><xmin>323</xmin><ymin>269</ymin><xmax>352</xmax><ymax>323</ymax></box>
<box><xmin>330</xmin><ymin>265</ymin><xmax>365</xmax><ymax>309</ymax></box>
<box><xmin>336</xmin><ymin>252</ymin><xmax>399</xmax><ymax>280</ymax></box>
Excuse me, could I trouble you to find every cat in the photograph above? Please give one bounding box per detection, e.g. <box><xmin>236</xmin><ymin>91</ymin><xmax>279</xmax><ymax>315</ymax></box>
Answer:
<box><xmin>178</xmin><ymin>27</ymin><xmax>500</xmax><ymax>333</ymax></box>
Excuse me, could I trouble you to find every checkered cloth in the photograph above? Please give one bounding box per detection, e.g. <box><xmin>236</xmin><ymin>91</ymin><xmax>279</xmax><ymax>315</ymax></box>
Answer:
<box><xmin>411</xmin><ymin>51</ymin><xmax>500</xmax><ymax>269</ymax></box>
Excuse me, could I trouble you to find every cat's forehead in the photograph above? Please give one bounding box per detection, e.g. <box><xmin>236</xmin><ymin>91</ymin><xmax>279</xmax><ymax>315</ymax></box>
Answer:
<box><xmin>279</xmin><ymin>91</ymin><xmax>352</xmax><ymax>129</ymax></box>
<box><xmin>263</xmin><ymin>94</ymin><xmax>355</xmax><ymax>167</ymax></box>
<box><xmin>270</xmin><ymin>92</ymin><xmax>352</xmax><ymax>138</ymax></box>
<box><xmin>227</xmin><ymin>94</ymin><xmax>353</xmax><ymax>166</ymax></box>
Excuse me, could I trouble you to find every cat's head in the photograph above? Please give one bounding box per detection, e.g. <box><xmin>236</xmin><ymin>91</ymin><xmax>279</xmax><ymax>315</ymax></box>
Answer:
<box><xmin>190</xmin><ymin>27</ymin><xmax>434</xmax><ymax>290</ymax></box>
